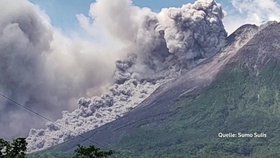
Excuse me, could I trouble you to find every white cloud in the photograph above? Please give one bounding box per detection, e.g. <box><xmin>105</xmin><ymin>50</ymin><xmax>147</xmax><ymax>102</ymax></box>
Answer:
<box><xmin>223</xmin><ymin>0</ymin><xmax>280</xmax><ymax>34</ymax></box>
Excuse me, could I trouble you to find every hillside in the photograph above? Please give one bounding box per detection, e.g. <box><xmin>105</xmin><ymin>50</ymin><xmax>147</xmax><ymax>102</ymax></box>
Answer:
<box><xmin>29</xmin><ymin>22</ymin><xmax>280</xmax><ymax>157</ymax></box>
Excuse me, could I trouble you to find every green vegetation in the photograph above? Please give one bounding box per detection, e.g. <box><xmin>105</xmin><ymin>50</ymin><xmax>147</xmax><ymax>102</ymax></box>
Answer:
<box><xmin>28</xmin><ymin>145</ymin><xmax>114</xmax><ymax>158</ymax></box>
<box><xmin>0</xmin><ymin>138</ymin><xmax>27</xmax><ymax>158</ymax></box>
<box><xmin>73</xmin><ymin>145</ymin><xmax>113</xmax><ymax>158</ymax></box>
<box><xmin>27</xmin><ymin>150</ymin><xmax>72</xmax><ymax>158</ymax></box>
<box><xmin>108</xmin><ymin>59</ymin><xmax>280</xmax><ymax>157</ymax></box>
<box><xmin>0</xmin><ymin>138</ymin><xmax>113</xmax><ymax>158</ymax></box>
<box><xmin>26</xmin><ymin>55</ymin><xmax>280</xmax><ymax>157</ymax></box>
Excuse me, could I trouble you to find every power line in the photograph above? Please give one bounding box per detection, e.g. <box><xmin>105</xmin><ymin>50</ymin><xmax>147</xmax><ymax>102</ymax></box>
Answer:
<box><xmin>0</xmin><ymin>92</ymin><xmax>107</xmax><ymax>151</ymax></box>
<box><xmin>0</xmin><ymin>93</ymin><xmax>54</xmax><ymax>122</ymax></box>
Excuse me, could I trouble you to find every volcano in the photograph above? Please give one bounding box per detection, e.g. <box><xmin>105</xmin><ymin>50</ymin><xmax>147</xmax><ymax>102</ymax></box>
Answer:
<box><xmin>29</xmin><ymin>21</ymin><xmax>280</xmax><ymax>157</ymax></box>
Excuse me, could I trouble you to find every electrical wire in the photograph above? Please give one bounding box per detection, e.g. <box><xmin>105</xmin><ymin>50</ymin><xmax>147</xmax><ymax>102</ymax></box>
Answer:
<box><xmin>0</xmin><ymin>92</ymin><xmax>109</xmax><ymax>153</ymax></box>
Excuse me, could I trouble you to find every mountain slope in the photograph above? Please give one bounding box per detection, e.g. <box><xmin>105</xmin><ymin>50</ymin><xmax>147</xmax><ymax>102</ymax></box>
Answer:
<box><xmin>31</xmin><ymin>22</ymin><xmax>280</xmax><ymax>157</ymax></box>
<box><xmin>26</xmin><ymin>0</ymin><xmax>228</xmax><ymax>152</ymax></box>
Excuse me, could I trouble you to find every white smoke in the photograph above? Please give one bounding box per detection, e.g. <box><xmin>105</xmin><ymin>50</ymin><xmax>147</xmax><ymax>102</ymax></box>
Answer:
<box><xmin>26</xmin><ymin>0</ymin><xmax>227</xmax><ymax>152</ymax></box>
<box><xmin>0</xmin><ymin>0</ymin><xmax>121</xmax><ymax>138</ymax></box>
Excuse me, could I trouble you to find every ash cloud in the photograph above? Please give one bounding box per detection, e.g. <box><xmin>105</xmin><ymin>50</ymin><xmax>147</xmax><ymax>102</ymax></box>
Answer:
<box><xmin>27</xmin><ymin>0</ymin><xmax>227</xmax><ymax>152</ymax></box>
<box><xmin>80</xmin><ymin>0</ymin><xmax>227</xmax><ymax>75</ymax></box>
<box><xmin>0</xmin><ymin>0</ymin><xmax>119</xmax><ymax>138</ymax></box>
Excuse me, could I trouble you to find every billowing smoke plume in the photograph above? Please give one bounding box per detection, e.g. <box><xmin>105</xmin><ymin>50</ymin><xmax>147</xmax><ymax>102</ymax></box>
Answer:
<box><xmin>26</xmin><ymin>0</ymin><xmax>227</xmax><ymax>152</ymax></box>
<box><xmin>0</xmin><ymin>0</ymin><xmax>120</xmax><ymax>138</ymax></box>
<box><xmin>80</xmin><ymin>0</ymin><xmax>227</xmax><ymax>72</ymax></box>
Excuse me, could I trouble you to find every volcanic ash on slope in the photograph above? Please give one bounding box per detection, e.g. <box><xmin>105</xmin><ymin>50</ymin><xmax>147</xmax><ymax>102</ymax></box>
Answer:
<box><xmin>26</xmin><ymin>0</ymin><xmax>227</xmax><ymax>152</ymax></box>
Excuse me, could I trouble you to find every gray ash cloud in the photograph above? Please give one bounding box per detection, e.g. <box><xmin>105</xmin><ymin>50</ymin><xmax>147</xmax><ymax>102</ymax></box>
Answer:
<box><xmin>0</xmin><ymin>0</ymin><xmax>117</xmax><ymax>138</ymax></box>
<box><xmin>25</xmin><ymin>0</ymin><xmax>228</xmax><ymax>152</ymax></box>
<box><xmin>0</xmin><ymin>0</ymin><xmax>227</xmax><ymax>143</ymax></box>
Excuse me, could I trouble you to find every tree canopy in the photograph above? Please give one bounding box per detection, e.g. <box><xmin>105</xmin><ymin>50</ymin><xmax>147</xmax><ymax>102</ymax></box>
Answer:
<box><xmin>0</xmin><ymin>138</ymin><xmax>27</xmax><ymax>158</ymax></box>
<box><xmin>74</xmin><ymin>145</ymin><xmax>113</xmax><ymax>158</ymax></box>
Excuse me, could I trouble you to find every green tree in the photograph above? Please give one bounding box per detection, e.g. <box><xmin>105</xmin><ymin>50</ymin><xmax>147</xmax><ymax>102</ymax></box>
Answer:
<box><xmin>74</xmin><ymin>145</ymin><xmax>113</xmax><ymax>158</ymax></box>
<box><xmin>0</xmin><ymin>138</ymin><xmax>27</xmax><ymax>158</ymax></box>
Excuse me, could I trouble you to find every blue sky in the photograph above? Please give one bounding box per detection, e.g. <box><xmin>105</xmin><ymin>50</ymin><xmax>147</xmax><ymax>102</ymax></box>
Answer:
<box><xmin>30</xmin><ymin>0</ymin><xmax>232</xmax><ymax>32</ymax></box>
